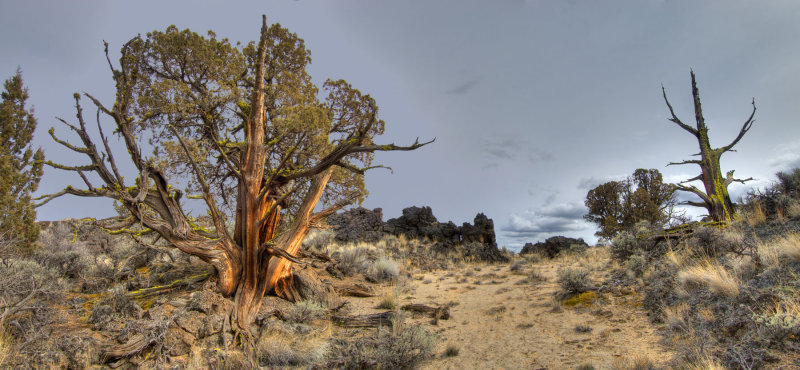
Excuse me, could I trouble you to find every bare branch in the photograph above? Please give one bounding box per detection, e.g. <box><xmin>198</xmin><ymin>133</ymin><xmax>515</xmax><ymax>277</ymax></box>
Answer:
<box><xmin>681</xmin><ymin>200</ymin><xmax>709</xmax><ymax>208</ymax></box>
<box><xmin>284</xmin><ymin>137</ymin><xmax>434</xmax><ymax>181</ymax></box>
<box><xmin>96</xmin><ymin>108</ymin><xmax>124</xmax><ymax>185</ymax></box>
<box><xmin>724</xmin><ymin>170</ymin><xmax>754</xmax><ymax>187</ymax></box>
<box><xmin>260</xmin><ymin>242</ymin><xmax>306</xmax><ymax>265</ymax></box>
<box><xmin>335</xmin><ymin>161</ymin><xmax>393</xmax><ymax>175</ymax></box>
<box><xmin>679</xmin><ymin>174</ymin><xmax>703</xmax><ymax>184</ymax></box>
<box><xmin>720</xmin><ymin>98</ymin><xmax>756</xmax><ymax>153</ymax></box>
<box><xmin>662</xmin><ymin>84</ymin><xmax>698</xmax><ymax>137</ymax></box>
<box><xmin>34</xmin><ymin>185</ymin><xmax>109</xmax><ymax>208</ymax></box>
<box><xmin>667</xmin><ymin>159</ymin><xmax>702</xmax><ymax>166</ymax></box>
<box><xmin>675</xmin><ymin>183</ymin><xmax>711</xmax><ymax>204</ymax></box>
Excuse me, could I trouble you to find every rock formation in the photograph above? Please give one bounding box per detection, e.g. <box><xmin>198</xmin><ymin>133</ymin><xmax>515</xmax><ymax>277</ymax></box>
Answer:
<box><xmin>327</xmin><ymin>206</ymin><xmax>507</xmax><ymax>262</ymax></box>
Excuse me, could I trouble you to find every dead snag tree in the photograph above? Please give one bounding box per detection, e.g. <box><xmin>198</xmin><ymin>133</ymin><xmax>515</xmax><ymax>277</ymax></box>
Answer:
<box><xmin>36</xmin><ymin>16</ymin><xmax>432</xmax><ymax>334</ymax></box>
<box><xmin>661</xmin><ymin>70</ymin><xmax>755</xmax><ymax>222</ymax></box>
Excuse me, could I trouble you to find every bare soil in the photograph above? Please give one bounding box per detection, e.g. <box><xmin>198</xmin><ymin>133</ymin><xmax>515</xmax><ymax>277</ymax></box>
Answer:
<box><xmin>347</xmin><ymin>250</ymin><xmax>674</xmax><ymax>369</ymax></box>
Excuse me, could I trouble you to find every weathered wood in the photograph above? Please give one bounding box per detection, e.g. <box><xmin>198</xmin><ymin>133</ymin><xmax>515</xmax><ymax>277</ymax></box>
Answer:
<box><xmin>402</xmin><ymin>303</ymin><xmax>451</xmax><ymax>320</ymax></box>
<box><xmin>332</xmin><ymin>311</ymin><xmax>394</xmax><ymax>328</ymax></box>
<box><xmin>334</xmin><ymin>283</ymin><xmax>375</xmax><ymax>297</ymax></box>
<box><xmin>662</xmin><ymin>71</ymin><xmax>756</xmax><ymax>222</ymax></box>
<box><xmin>126</xmin><ymin>272</ymin><xmax>211</xmax><ymax>299</ymax></box>
<box><xmin>103</xmin><ymin>334</ymin><xmax>151</xmax><ymax>360</ymax></box>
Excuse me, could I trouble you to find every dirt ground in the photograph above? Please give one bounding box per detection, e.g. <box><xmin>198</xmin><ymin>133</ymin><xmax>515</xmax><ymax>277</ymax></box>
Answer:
<box><xmin>349</xmin><ymin>249</ymin><xmax>674</xmax><ymax>369</ymax></box>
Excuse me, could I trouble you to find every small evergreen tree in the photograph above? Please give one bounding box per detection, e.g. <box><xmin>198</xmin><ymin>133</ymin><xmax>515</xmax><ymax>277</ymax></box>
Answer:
<box><xmin>0</xmin><ymin>70</ymin><xmax>44</xmax><ymax>253</ymax></box>
<box><xmin>584</xmin><ymin>168</ymin><xmax>676</xmax><ymax>238</ymax></box>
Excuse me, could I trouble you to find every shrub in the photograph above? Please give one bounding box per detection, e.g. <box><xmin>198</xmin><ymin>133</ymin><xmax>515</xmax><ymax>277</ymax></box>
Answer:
<box><xmin>753</xmin><ymin>300</ymin><xmax>800</xmax><ymax>344</ymax></box>
<box><xmin>610</xmin><ymin>231</ymin><xmax>643</xmax><ymax>262</ymax></box>
<box><xmin>367</xmin><ymin>258</ymin><xmax>400</xmax><ymax>283</ymax></box>
<box><xmin>625</xmin><ymin>254</ymin><xmax>647</xmax><ymax>277</ymax></box>
<box><xmin>284</xmin><ymin>300</ymin><xmax>327</xmax><ymax>324</ymax></box>
<box><xmin>335</xmin><ymin>247</ymin><xmax>370</xmax><ymax>276</ymax></box>
<box><xmin>557</xmin><ymin>267</ymin><xmax>593</xmax><ymax>296</ymax></box>
<box><xmin>444</xmin><ymin>344</ymin><xmax>459</xmax><ymax>357</ymax></box>
<box><xmin>328</xmin><ymin>321</ymin><xmax>436</xmax><ymax>369</ymax></box>
<box><xmin>255</xmin><ymin>324</ymin><xmax>329</xmax><ymax>367</ymax></box>
<box><xmin>376</xmin><ymin>290</ymin><xmax>397</xmax><ymax>310</ymax></box>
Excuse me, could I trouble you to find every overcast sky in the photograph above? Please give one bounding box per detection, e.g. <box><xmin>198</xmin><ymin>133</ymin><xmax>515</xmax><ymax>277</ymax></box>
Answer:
<box><xmin>2</xmin><ymin>1</ymin><xmax>800</xmax><ymax>250</ymax></box>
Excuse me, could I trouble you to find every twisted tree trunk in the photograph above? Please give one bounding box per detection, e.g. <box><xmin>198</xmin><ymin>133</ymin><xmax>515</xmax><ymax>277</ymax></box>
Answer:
<box><xmin>662</xmin><ymin>70</ymin><xmax>755</xmax><ymax>222</ymax></box>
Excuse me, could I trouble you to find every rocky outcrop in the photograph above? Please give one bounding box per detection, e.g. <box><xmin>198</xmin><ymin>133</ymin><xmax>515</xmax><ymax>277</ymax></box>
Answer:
<box><xmin>519</xmin><ymin>236</ymin><xmax>588</xmax><ymax>258</ymax></box>
<box><xmin>327</xmin><ymin>207</ymin><xmax>385</xmax><ymax>243</ymax></box>
<box><xmin>328</xmin><ymin>206</ymin><xmax>507</xmax><ymax>262</ymax></box>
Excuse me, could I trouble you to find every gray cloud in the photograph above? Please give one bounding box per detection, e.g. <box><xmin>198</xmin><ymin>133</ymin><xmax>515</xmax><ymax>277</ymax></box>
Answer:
<box><xmin>501</xmin><ymin>202</ymin><xmax>591</xmax><ymax>244</ymax></box>
<box><xmin>577</xmin><ymin>175</ymin><xmax>625</xmax><ymax>190</ymax></box>
<box><xmin>446</xmin><ymin>79</ymin><xmax>480</xmax><ymax>95</ymax></box>
<box><xmin>769</xmin><ymin>143</ymin><xmax>800</xmax><ymax>172</ymax></box>
<box><xmin>482</xmin><ymin>136</ymin><xmax>555</xmax><ymax>164</ymax></box>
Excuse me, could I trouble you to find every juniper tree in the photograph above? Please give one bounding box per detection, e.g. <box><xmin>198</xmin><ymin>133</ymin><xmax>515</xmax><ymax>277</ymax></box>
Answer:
<box><xmin>662</xmin><ymin>71</ymin><xmax>755</xmax><ymax>222</ymax></box>
<box><xmin>584</xmin><ymin>168</ymin><xmax>676</xmax><ymax>238</ymax></box>
<box><xmin>0</xmin><ymin>70</ymin><xmax>44</xmax><ymax>253</ymax></box>
<box><xmin>37</xmin><ymin>16</ymin><xmax>431</xmax><ymax>334</ymax></box>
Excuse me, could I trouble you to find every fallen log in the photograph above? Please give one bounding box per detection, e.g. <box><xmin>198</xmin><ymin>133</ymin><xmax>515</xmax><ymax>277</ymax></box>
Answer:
<box><xmin>331</xmin><ymin>311</ymin><xmax>394</xmax><ymax>328</ymax></box>
<box><xmin>333</xmin><ymin>283</ymin><xmax>375</xmax><ymax>297</ymax></box>
<box><xmin>402</xmin><ymin>303</ymin><xmax>450</xmax><ymax>320</ymax></box>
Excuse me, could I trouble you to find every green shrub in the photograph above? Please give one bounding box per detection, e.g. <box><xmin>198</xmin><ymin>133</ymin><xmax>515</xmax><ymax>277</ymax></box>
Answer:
<box><xmin>625</xmin><ymin>254</ymin><xmax>647</xmax><ymax>277</ymax></box>
<box><xmin>610</xmin><ymin>231</ymin><xmax>642</xmax><ymax>262</ymax></box>
<box><xmin>557</xmin><ymin>267</ymin><xmax>592</xmax><ymax>296</ymax></box>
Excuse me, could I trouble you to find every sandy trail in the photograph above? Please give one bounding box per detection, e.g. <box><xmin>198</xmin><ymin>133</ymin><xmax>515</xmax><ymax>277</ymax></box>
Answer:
<box><xmin>378</xmin><ymin>251</ymin><xmax>675</xmax><ymax>369</ymax></box>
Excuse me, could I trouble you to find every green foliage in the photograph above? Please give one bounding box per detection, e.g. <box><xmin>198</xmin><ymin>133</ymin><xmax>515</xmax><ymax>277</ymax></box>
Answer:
<box><xmin>556</xmin><ymin>267</ymin><xmax>593</xmax><ymax>296</ymax></box>
<box><xmin>584</xmin><ymin>168</ymin><xmax>676</xmax><ymax>238</ymax></box>
<box><xmin>0</xmin><ymin>70</ymin><xmax>43</xmax><ymax>254</ymax></box>
<box><xmin>117</xmin><ymin>23</ymin><xmax>377</xmax><ymax>216</ymax></box>
<box><xmin>625</xmin><ymin>254</ymin><xmax>647</xmax><ymax>277</ymax></box>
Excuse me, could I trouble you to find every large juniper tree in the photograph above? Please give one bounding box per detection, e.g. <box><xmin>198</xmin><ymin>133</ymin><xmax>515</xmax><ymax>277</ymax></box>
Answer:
<box><xmin>661</xmin><ymin>71</ymin><xmax>755</xmax><ymax>222</ymax></box>
<box><xmin>0</xmin><ymin>70</ymin><xmax>44</xmax><ymax>253</ymax></box>
<box><xmin>37</xmin><ymin>17</ymin><xmax>431</xmax><ymax>333</ymax></box>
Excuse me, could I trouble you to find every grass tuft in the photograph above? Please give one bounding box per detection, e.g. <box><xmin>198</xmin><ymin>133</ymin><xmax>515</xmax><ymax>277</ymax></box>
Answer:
<box><xmin>677</xmin><ymin>260</ymin><xmax>739</xmax><ymax>297</ymax></box>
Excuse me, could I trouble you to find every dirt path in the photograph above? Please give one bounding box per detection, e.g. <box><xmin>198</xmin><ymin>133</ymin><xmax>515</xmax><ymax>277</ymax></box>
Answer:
<box><xmin>392</xmin><ymin>251</ymin><xmax>675</xmax><ymax>369</ymax></box>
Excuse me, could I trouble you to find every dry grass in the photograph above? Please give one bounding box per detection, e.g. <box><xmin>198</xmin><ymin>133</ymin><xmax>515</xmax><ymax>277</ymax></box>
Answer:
<box><xmin>255</xmin><ymin>324</ymin><xmax>330</xmax><ymax>367</ymax></box>
<box><xmin>662</xmin><ymin>302</ymin><xmax>690</xmax><ymax>331</ymax></box>
<box><xmin>744</xmin><ymin>201</ymin><xmax>767</xmax><ymax>227</ymax></box>
<box><xmin>683</xmin><ymin>353</ymin><xmax>726</xmax><ymax>370</ymax></box>
<box><xmin>678</xmin><ymin>260</ymin><xmax>740</xmax><ymax>297</ymax></box>
<box><xmin>757</xmin><ymin>233</ymin><xmax>800</xmax><ymax>266</ymax></box>
<box><xmin>376</xmin><ymin>288</ymin><xmax>398</xmax><ymax>310</ymax></box>
<box><xmin>787</xmin><ymin>200</ymin><xmax>800</xmax><ymax>219</ymax></box>
<box><xmin>0</xmin><ymin>323</ymin><xmax>9</xmax><ymax>367</ymax></box>
<box><xmin>610</xmin><ymin>355</ymin><xmax>659</xmax><ymax>369</ymax></box>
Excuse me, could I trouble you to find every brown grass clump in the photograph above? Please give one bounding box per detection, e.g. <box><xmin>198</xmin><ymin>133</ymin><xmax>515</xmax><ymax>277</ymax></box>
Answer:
<box><xmin>255</xmin><ymin>323</ymin><xmax>330</xmax><ymax>367</ymax></box>
<box><xmin>376</xmin><ymin>289</ymin><xmax>398</xmax><ymax>310</ymax></box>
<box><xmin>744</xmin><ymin>201</ymin><xmax>767</xmax><ymax>227</ymax></box>
<box><xmin>677</xmin><ymin>260</ymin><xmax>739</xmax><ymax>297</ymax></box>
<box><xmin>611</xmin><ymin>355</ymin><xmax>659</xmax><ymax>369</ymax></box>
<box><xmin>757</xmin><ymin>233</ymin><xmax>800</xmax><ymax>266</ymax></box>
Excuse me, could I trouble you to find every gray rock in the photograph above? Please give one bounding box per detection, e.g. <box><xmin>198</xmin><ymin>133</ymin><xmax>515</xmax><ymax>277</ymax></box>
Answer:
<box><xmin>328</xmin><ymin>207</ymin><xmax>385</xmax><ymax>242</ymax></box>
